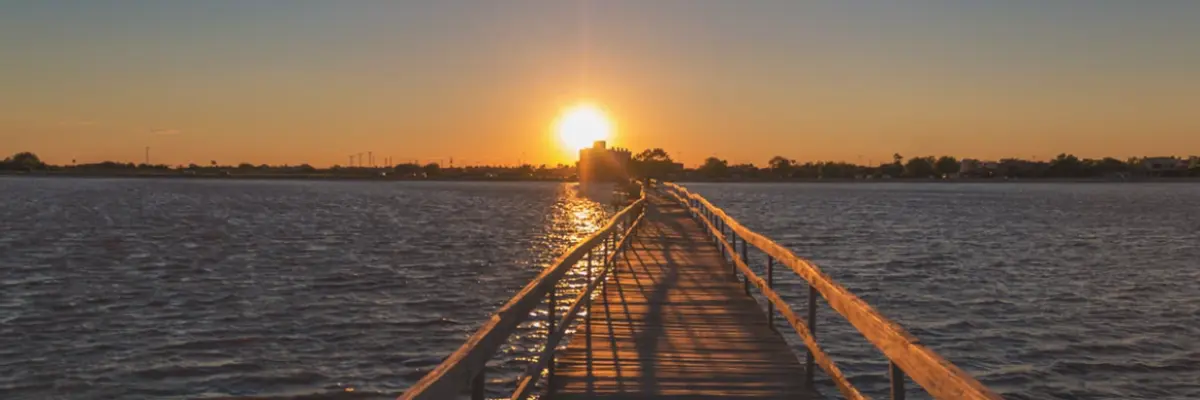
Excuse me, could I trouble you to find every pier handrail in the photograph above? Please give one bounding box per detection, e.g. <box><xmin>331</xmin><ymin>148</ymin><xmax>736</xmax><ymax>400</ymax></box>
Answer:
<box><xmin>660</xmin><ymin>182</ymin><xmax>1001</xmax><ymax>400</ymax></box>
<box><xmin>399</xmin><ymin>188</ymin><xmax>647</xmax><ymax>400</ymax></box>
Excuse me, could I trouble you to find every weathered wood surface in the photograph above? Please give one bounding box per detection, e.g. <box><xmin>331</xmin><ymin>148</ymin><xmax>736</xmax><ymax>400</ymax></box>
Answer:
<box><xmin>551</xmin><ymin>195</ymin><xmax>819</xmax><ymax>399</ymax></box>
<box><xmin>661</xmin><ymin>183</ymin><xmax>1001</xmax><ymax>400</ymax></box>
<box><xmin>661</xmin><ymin>187</ymin><xmax>864</xmax><ymax>400</ymax></box>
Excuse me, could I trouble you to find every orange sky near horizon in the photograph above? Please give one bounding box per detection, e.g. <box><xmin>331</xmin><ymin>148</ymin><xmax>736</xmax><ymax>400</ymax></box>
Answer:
<box><xmin>2</xmin><ymin>2</ymin><xmax>1198</xmax><ymax>168</ymax></box>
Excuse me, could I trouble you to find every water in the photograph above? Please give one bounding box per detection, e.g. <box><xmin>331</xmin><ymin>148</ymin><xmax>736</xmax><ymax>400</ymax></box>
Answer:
<box><xmin>688</xmin><ymin>182</ymin><xmax>1200</xmax><ymax>399</ymax></box>
<box><xmin>3</xmin><ymin>179</ymin><xmax>1198</xmax><ymax>399</ymax></box>
<box><xmin>0</xmin><ymin>178</ymin><xmax>612</xmax><ymax>399</ymax></box>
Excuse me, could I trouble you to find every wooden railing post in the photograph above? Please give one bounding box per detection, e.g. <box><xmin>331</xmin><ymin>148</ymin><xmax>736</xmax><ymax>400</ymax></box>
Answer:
<box><xmin>740</xmin><ymin>238</ymin><xmax>750</xmax><ymax>295</ymax></box>
<box><xmin>707</xmin><ymin>209</ymin><xmax>713</xmax><ymax>230</ymax></box>
<box><xmin>585</xmin><ymin>283</ymin><xmax>593</xmax><ymax>365</ymax></box>
<box><xmin>627</xmin><ymin>228</ymin><xmax>632</xmax><ymax>256</ymax></box>
<box><xmin>605</xmin><ymin>232</ymin><xmax>611</xmax><ymax>267</ymax></box>
<box><xmin>710</xmin><ymin>210</ymin><xmax>716</xmax><ymax>239</ymax></box>
<box><xmin>727</xmin><ymin>231</ymin><xmax>735</xmax><ymax>270</ymax></box>
<box><xmin>586</xmin><ymin>246</ymin><xmax>593</xmax><ymax>283</ymax></box>
<box><xmin>890</xmin><ymin>361</ymin><xmax>906</xmax><ymax>400</ymax></box>
<box><xmin>805</xmin><ymin>284</ymin><xmax>817</xmax><ymax>388</ymax></box>
<box><xmin>547</xmin><ymin>282</ymin><xmax>557</xmax><ymax>388</ymax></box>
<box><xmin>705</xmin><ymin>211</ymin><xmax>715</xmax><ymax>236</ymax></box>
<box><xmin>624</xmin><ymin>213</ymin><xmax>633</xmax><ymax>257</ymax></box>
<box><xmin>471</xmin><ymin>370</ymin><xmax>485</xmax><ymax>400</ymax></box>
<box><xmin>719</xmin><ymin>221</ymin><xmax>727</xmax><ymax>259</ymax></box>
<box><xmin>613</xmin><ymin>221</ymin><xmax>620</xmax><ymax>253</ymax></box>
<box><xmin>766</xmin><ymin>257</ymin><xmax>775</xmax><ymax>327</ymax></box>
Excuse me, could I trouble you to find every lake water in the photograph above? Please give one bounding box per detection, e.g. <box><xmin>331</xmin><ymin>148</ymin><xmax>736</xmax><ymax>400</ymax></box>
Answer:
<box><xmin>2</xmin><ymin>178</ymin><xmax>1198</xmax><ymax>399</ymax></box>
<box><xmin>0</xmin><ymin>178</ymin><xmax>613</xmax><ymax>399</ymax></box>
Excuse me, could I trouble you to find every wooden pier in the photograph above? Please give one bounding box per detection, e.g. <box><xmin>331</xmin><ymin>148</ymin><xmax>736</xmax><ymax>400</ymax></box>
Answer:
<box><xmin>400</xmin><ymin>183</ymin><xmax>1001</xmax><ymax>400</ymax></box>
<box><xmin>551</xmin><ymin>195</ymin><xmax>815</xmax><ymax>399</ymax></box>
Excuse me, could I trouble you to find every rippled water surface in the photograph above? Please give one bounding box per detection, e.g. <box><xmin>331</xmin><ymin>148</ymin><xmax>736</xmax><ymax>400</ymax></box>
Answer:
<box><xmin>688</xmin><ymin>183</ymin><xmax>1200</xmax><ymax>399</ymax></box>
<box><xmin>1</xmin><ymin>178</ymin><xmax>612</xmax><ymax>399</ymax></box>
<box><xmin>5</xmin><ymin>179</ymin><xmax>1199</xmax><ymax>399</ymax></box>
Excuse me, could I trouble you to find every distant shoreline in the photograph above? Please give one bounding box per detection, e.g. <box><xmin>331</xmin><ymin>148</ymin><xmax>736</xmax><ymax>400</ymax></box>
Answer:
<box><xmin>4</xmin><ymin>170</ymin><xmax>1198</xmax><ymax>184</ymax></box>
<box><xmin>0</xmin><ymin>170</ymin><xmax>569</xmax><ymax>182</ymax></box>
<box><xmin>674</xmin><ymin>177</ymin><xmax>1200</xmax><ymax>184</ymax></box>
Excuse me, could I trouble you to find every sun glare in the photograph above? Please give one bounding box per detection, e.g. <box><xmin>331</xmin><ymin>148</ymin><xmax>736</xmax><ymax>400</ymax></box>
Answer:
<box><xmin>555</xmin><ymin>104</ymin><xmax>612</xmax><ymax>153</ymax></box>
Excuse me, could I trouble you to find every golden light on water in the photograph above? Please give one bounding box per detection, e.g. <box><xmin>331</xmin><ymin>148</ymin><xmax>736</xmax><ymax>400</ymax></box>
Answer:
<box><xmin>555</xmin><ymin>103</ymin><xmax>613</xmax><ymax>154</ymax></box>
<box><xmin>573</xmin><ymin>209</ymin><xmax>597</xmax><ymax>231</ymax></box>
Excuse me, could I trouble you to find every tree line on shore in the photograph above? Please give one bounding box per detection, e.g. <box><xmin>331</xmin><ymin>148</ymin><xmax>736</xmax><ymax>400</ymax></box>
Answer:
<box><xmin>630</xmin><ymin>149</ymin><xmax>1200</xmax><ymax>180</ymax></box>
<box><xmin>6</xmin><ymin>150</ymin><xmax>1199</xmax><ymax>180</ymax></box>
<box><xmin>0</xmin><ymin>151</ymin><xmax>576</xmax><ymax>180</ymax></box>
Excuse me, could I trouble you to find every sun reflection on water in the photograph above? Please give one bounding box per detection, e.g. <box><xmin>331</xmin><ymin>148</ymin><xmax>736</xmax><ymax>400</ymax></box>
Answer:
<box><xmin>573</xmin><ymin>209</ymin><xmax>599</xmax><ymax>233</ymax></box>
<box><xmin>493</xmin><ymin>183</ymin><xmax>615</xmax><ymax>398</ymax></box>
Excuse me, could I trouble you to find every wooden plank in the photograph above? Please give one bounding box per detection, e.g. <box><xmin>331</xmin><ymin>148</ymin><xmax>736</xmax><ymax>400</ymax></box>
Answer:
<box><xmin>551</xmin><ymin>195</ymin><xmax>820</xmax><ymax>399</ymax></box>
<box><xmin>662</xmin><ymin>183</ymin><xmax>1001</xmax><ymax>400</ymax></box>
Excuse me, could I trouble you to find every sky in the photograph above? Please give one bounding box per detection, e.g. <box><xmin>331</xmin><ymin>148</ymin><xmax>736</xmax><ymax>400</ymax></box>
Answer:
<box><xmin>2</xmin><ymin>1</ymin><xmax>1198</xmax><ymax>167</ymax></box>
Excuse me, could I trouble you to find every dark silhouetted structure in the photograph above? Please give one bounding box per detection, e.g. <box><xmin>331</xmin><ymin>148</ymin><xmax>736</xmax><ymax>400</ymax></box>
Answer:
<box><xmin>577</xmin><ymin>140</ymin><xmax>631</xmax><ymax>182</ymax></box>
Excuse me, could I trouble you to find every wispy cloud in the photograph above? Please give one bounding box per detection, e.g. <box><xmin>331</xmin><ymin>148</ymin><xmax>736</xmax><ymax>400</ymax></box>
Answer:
<box><xmin>150</xmin><ymin>128</ymin><xmax>183</xmax><ymax>135</ymax></box>
<box><xmin>57</xmin><ymin>120</ymin><xmax>98</xmax><ymax>126</ymax></box>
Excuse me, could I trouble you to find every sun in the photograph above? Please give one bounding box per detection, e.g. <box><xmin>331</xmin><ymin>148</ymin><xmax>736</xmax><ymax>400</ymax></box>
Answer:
<box><xmin>555</xmin><ymin>103</ymin><xmax>612</xmax><ymax>153</ymax></box>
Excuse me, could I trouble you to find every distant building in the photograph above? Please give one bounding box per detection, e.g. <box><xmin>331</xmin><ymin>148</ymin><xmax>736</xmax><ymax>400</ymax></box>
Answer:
<box><xmin>997</xmin><ymin>159</ymin><xmax>1042</xmax><ymax>177</ymax></box>
<box><xmin>666</xmin><ymin>162</ymin><xmax>685</xmax><ymax>179</ymax></box>
<box><xmin>959</xmin><ymin>159</ymin><xmax>980</xmax><ymax>175</ymax></box>
<box><xmin>959</xmin><ymin>159</ymin><xmax>999</xmax><ymax>177</ymax></box>
<box><xmin>578</xmin><ymin>141</ymin><xmax>632</xmax><ymax>182</ymax></box>
<box><xmin>1142</xmin><ymin>157</ymin><xmax>1187</xmax><ymax>173</ymax></box>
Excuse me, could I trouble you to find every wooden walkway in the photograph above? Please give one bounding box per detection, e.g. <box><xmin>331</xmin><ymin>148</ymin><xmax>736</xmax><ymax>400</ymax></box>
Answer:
<box><xmin>400</xmin><ymin>185</ymin><xmax>999</xmax><ymax>400</ymax></box>
<box><xmin>551</xmin><ymin>195</ymin><xmax>818</xmax><ymax>399</ymax></box>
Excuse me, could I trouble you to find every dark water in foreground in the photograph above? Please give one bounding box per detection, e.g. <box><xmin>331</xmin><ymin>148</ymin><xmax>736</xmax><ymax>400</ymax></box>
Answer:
<box><xmin>0</xmin><ymin>178</ymin><xmax>611</xmax><ymax>399</ymax></box>
<box><xmin>690</xmin><ymin>183</ymin><xmax>1200</xmax><ymax>399</ymax></box>
<box><xmin>2</xmin><ymin>179</ymin><xmax>1198</xmax><ymax>399</ymax></box>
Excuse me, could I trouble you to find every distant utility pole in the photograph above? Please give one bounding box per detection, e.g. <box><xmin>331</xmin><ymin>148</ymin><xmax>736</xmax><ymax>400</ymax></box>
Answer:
<box><xmin>145</xmin><ymin>147</ymin><xmax>150</xmax><ymax>165</ymax></box>
<box><xmin>369</xmin><ymin>151</ymin><xmax>374</xmax><ymax>167</ymax></box>
<box><xmin>358</xmin><ymin>153</ymin><xmax>363</xmax><ymax>167</ymax></box>
<box><xmin>348</xmin><ymin>155</ymin><xmax>354</xmax><ymax>167</ymax></box>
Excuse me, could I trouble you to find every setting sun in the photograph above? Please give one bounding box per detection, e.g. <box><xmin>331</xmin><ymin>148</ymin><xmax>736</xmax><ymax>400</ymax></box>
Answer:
<box><xmin>555</xmin><ymin>104</ymin><xmax>612</xmax><ymax>153</ymax></box>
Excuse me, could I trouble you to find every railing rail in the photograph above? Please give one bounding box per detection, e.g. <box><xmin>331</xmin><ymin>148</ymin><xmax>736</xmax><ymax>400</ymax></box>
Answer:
<box><xmin>660</xmin><ymin>182</ymin><xmax>1001</xmax><ymax>400</ymax></box>
<box><xmin>399</xmin><ymin>188</ymin><xmax>647</xmax><ymax>400</ymax></box>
